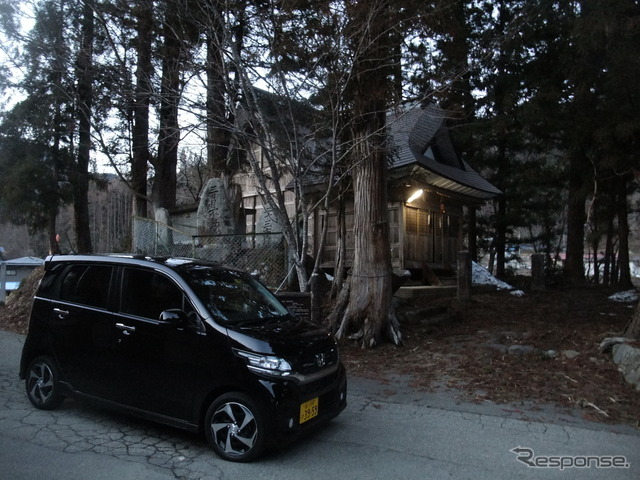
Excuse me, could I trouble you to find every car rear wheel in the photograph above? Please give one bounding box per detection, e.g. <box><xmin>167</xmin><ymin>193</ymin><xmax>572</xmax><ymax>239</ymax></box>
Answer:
<box><xmin>26</xmin><ymin>356</ymin><xmax>64</xmax><ymax>410</ymax></box>
<box><xmin>204</xmin><ymin>392</ymin><xmax>266</xmax><ymax>462</ymax></box>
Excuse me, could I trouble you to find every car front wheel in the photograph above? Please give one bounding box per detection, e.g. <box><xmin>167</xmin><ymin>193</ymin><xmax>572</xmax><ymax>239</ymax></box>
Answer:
<box><xmin>26</xmin><ymin>356</ymin><xmax>64</xmax><ymax>410</ymax></box>
<box><xmin>204</xmin><ymin>392</ymin><xmax>266</xmax><ymax>462</ymax></box>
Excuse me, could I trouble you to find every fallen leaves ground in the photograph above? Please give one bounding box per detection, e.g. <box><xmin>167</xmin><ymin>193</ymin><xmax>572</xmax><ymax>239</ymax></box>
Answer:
<box><xmin>340</xmin><ymin>283</ymin><xmax>640</xmax><ymax>428</ymax></box>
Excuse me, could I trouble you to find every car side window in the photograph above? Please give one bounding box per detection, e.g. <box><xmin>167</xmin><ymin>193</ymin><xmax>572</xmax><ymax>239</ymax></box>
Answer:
<box><xmin>37</xmin><ymin>264</ymin><xmax>65</xmax><ymax>299</ymax></box>
<box><xmin>59</xmin><ymin>265</ymin><xmax>112</xmax><ymax>309</ymax></box>
<box><xmin>120</xmin><ymin>268</ymin><xmax>184</xmax><ymax>320</ymax></box>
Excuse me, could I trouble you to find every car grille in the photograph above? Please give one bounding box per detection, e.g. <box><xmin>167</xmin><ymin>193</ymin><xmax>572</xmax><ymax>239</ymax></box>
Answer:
<box><xmin>298</xmin><ymin>346</ymin><xmax>339</xmax><ymax>374</ymax></box>
<box><xmin>297</xmin><ymin>367</ymin><xmax>341</xmax><ymax>396</ymax></box>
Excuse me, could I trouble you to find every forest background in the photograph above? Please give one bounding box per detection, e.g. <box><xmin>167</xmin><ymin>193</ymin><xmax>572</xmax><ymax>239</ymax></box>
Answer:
<box><xmin>1</xmin><ymin>0</ymin><xmax>640</xmax><ymax>345</ymax></box>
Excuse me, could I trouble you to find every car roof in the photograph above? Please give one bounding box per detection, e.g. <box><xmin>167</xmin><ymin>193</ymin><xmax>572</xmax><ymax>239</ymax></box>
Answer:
<box><xmin>43</xmin><ymin>254</ymin><xmax>225</xmax><ymax>273</ymax></box>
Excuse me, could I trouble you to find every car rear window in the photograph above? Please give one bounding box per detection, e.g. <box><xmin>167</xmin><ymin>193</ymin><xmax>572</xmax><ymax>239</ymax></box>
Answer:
<box><xmin>59</xmin><ymin>264</ymin><xmax>112</xmax><ymax>309</ymax></box>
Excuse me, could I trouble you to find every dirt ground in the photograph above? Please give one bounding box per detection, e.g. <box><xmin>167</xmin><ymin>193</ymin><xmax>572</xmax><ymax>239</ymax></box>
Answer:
<box><xmin>2</xmin><ymin>269</ymin><xmax>639</xmax><ymax>429</ymax></box>
<box><xmin>341</xmin><ymin>283</ymin><xmax>640</xmax><ymax>429</ymax></box>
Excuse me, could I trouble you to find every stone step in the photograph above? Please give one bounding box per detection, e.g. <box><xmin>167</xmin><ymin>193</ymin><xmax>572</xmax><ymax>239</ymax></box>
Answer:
<box><xmin>394</xmin><ymin>285</ymin><xmax>457</xmax><ymax>300</ymax></box>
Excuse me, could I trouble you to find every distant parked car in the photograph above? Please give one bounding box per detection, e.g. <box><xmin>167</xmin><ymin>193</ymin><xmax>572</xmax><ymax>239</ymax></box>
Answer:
<box><xmin>20</xmin><ymin>254</ymin><xmax>347</xmax><ymax>462</ymax></box>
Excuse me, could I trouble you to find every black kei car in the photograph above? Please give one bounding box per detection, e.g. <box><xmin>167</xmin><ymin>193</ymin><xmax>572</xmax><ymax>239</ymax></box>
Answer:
<box><xmin>20</xmin><ymin>255</ymin><xmax>347</xmax><ymax>462</ymax></box>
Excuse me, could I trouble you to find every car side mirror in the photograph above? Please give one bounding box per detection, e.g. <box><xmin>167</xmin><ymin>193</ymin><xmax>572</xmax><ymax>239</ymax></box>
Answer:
<box><xmin>159</xmin><ymin>309</ymin><xmax>188</xmax><ymax>326</ymax></box>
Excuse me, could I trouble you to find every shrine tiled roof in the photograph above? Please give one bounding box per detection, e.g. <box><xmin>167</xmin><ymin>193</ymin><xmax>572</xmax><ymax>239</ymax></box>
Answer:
<box><xmin>388</xmin><ymin>105</ymin><xmax>501</xmax><ymax>200</ymax></box>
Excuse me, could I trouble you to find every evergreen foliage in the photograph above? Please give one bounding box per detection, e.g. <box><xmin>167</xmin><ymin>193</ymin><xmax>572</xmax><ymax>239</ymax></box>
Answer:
<box><xmin>1</xmin><ymin>0</ymin><xmax>639</xmax><ymax>341</ymax></box>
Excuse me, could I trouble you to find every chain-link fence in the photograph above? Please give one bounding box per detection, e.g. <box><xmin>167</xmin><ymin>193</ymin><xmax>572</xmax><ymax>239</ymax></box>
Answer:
<box><xmin>132</xmin><ymin>217</ymin><xmax>289</xmax><ymax>289</ymax></box>
<box><xmin>132</xmin><ymin>217</ymin><xmax>194</xmax><ymax>257</ymax></box>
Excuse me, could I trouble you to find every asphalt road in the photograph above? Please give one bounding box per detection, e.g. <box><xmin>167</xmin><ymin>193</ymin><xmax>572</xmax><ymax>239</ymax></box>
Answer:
<box><xmin>1</xmin><ymin>329</ymin><xmax>638</xmax><ymax>480</ymax></box>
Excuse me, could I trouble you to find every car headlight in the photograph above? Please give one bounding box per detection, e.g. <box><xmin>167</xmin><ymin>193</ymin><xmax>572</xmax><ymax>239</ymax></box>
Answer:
<box><xmin>234</xmin><ymin>349</ymin><xmax>292</xmax><ymax>376</ymax></box>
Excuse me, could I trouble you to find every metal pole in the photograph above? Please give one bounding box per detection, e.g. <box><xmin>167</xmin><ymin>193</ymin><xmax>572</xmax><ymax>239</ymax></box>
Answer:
<box><xmin>0</xmin><ymin>261</ymin><xmax>7</xmax><ymax>304</ymax></box>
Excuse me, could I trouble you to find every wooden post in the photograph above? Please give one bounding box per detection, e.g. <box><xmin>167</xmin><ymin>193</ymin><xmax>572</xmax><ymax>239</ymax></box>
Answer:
<box><xmin>457</xmin><ymin>251</ymin><xmax>472</xmax><ymax>301</ymax></box>
<box><xmin>531</xmin><ymin>253</ymin><xmax>545</xmax><ymax>291</ymax></box>
<box><xmin>0</xmin><ymin>261</ymin><xmax>6</xmax><ymax>304</ymax></box>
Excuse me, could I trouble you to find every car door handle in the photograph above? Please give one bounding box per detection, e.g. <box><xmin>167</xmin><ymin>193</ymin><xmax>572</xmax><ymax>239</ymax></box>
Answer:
<box><xmin>115</xmin><ymin>323</ymin><xmax>136</xmax><ymax>335</ymax></box>
<box><xmin>53</xmin><ymin>308</ymin><xmax>69</xmax><ymax>319</ymax></box>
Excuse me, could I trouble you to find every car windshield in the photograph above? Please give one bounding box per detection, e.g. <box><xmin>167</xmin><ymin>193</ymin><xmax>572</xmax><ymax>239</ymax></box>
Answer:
<box><xmin>181</xmin><ymin>266</ymin><xmax>289</xmax><ymax>325</ymax></box>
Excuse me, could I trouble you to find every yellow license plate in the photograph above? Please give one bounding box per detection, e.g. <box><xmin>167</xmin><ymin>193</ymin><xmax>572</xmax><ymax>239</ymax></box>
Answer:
<box><xmin>299</xmin><ymin>397</ymin><xmax>319</xmax><ymax>424</ymax></box>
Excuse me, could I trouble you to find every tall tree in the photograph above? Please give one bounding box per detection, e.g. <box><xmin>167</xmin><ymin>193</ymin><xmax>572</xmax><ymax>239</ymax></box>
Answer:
<box><xmin>562</xmin><ymin>0</ymin><xmax>640</xmax><ymax>284</ymax></box>
<box><xmin>472</xmin><ymin>0</ymin><xmax>526</xmax><ymax>279</ymax></box>
<box><xmin>562</xmin><ymin>4</ymin><xmax>595</xmax><ymax>284</ymax></box>
<box><xmin>152</xmin><ymin>0</ymin><xmax>182</xmax><ymax>211</ymax></box>
<box><xmin>329</xmin><ymin>0</ymin><xmax>401</xmax><ymax>347</ymax></box>
<box><xmin>203</xmin><ymin>0</ymin><xmax>233</xmax><ymax>176</ymax></box>
<box><xmin>131</xmin><ymin>0</ymin><xmax>154</xmax><ymax>218</ymax></box>
<box><xmin>74</xmin><ymin>0</ymin><xmax>95</xmax><ymax>253</ymax></box>
<box><xmin>0</xmin><ymin>137</ymin><xmax>71</xmax><ymax>252</ymax></box>
<box><xmin>151</xmin><ymin>0</ymin><xmax>198</xmax><ymax>212</ymax></box>
<box><xmin>0</xmin><ymin>0</ymin><xmax>76</xmax><ymax>253</ymax></box>
<box><xmin>451</xmin><ymin>0</ymin><xmax>577</xmax><ymax>277</ymax></box>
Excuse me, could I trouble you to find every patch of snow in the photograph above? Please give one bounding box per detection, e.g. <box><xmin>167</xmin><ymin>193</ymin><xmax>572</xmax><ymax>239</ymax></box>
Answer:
<box><xmin>608</xmin><ymin>290</ymin><xmax>639</xmax><ymax>304</ymax></box>
<box><xmin>510</xmin><ymin>290</ymin><xmax>526</xmax><ymax>297</ymax></box>
<box><xmin>629</xmin><ymin>260</ymin><xmax>640</xmax><ymax>278</ymax></box>
<box><xmin>472</xmin><ymin>261</ymin><xmax>514</xmax><ymax>290</ymax></box>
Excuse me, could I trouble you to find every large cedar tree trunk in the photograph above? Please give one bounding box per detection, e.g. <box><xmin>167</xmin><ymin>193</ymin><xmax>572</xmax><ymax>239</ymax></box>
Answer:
<box><xmin>564</xmin><ymin>150</ymin><xmax>587</xmax><ymax>284</ymax></box>
<box><xmin>616</xmin><ymin>175</ymin><xmax>632</xmax><ymax>288</ymax></box>
<box><xmin>151</xmin><ymin>0</ymin><xmax>181</xmax><ymax>211</ymax></box>
<box><xmin>74</xmin><ymin>0</ymin><xmax>94</xmax><ymax>253</ymax></box>
<box><xmin>330</xmin><ymin>194</ymin><xmax>348</xmax><ymax>299</ymax></box>
<box><xmin>131</xmin><ymin>0</ymin><xmax>153</xmax><ymax>218</ymax></box>
<box><xmin>328</xmin><ymin>0</ymin><xmax>401</xmax><ymax>347</ymax></box>
<box><xmin>206</xmin><ymin>0</ymin><xmax>232</xmax><ymax>176</ymax></box>
<box><xmin>334</xmin><ymin>125</ymin><xmax>401</xmax><ymax>347</ymax></box>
